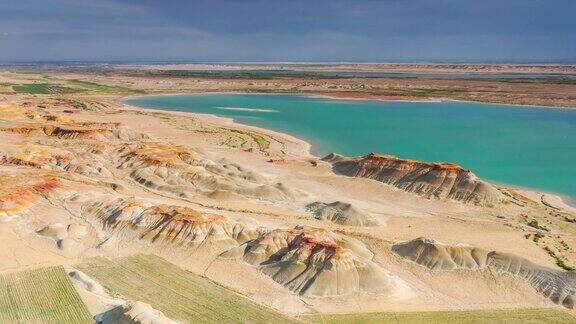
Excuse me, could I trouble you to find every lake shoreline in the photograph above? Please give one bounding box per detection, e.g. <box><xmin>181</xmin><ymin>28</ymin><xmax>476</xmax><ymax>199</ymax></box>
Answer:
<box><xmin>120</xmin><ymin>93</ymin><xmax>576</xmax><ymax>209</ymax></box>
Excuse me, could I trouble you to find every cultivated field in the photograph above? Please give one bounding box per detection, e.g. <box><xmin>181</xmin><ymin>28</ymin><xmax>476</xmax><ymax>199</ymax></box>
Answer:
<box><xmin>304</xmin><ymin>308</ymin><xmax>576</xmax><ymax>324</ymax></box>
<box><xmin>0</xmin><ymin>266</ymin><xmax>92</xmax><ymax>323</ymax></box>
<box><xmin>78</xmin><ymin>254</ymin><xmax>297</xmax><ymax>324</ymax></box>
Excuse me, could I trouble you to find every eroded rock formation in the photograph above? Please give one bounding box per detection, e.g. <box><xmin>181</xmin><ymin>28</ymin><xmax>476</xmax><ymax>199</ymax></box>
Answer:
<box><xmin>1</xmin><ymin>145</ymin><xmax>111</xmax><ymax>177</ymax></box>
<box><xmin>323</xmin><ymin>153</ymin><xmax>506</xmax><ymax>206</ymax></box>
<box><xmin>83</xmin><ymin>197</ymin><xmax>262</xmax><ymax>249</ymax></box>
<box><xmin>305</xmin><ymin>201</ymin><xmax>379</xmax><ymax>226</ymax></box>
<box><xmin>113</xmin><ymin>142</ymin><xmax>298</xmax><ymax>201</ymax></box>
<box><xmin>1</xmin><ymin>121</ymin><xmax>144</xmax><ymax>141</ymax></box>
<box><xmin>223</xmin><ymin>225</ymin><xmax>408</xmax><ymax>297</ymax></box>
<box><xmin>393</xmin><ymin>237</ymin><xmax>576</xmax><ymax>308</ymax></box>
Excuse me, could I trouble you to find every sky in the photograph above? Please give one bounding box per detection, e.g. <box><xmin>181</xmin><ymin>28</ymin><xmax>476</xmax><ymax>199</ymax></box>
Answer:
<box><xmin>0</xmin><ymin>0</ymin><xmax>575</xmax><ymax>63</ymax></box>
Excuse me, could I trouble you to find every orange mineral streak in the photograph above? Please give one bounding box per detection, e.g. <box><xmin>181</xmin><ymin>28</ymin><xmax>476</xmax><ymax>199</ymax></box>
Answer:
<box><xmin>255</xmin><ymin>226</ymin><xmax>347</xmax><ymax>260</ymax></box>
<box><xmin>1</xmin><ymin>121</ymin><xmax>121</xmax><ymax>139</ymax></box>
<box><xmin>0</xmin><ymin>177</ymin><xmax>60</xmax><ymax>213</ymax></box>
<box><xmin>131</xmin><ymin>205</ymin><xmax>228</xmax><ymax>243</ymax></box>
<box><xmin>324</xmin><ymin>152</ymin><xmax>504</xmax><ymax>205</ymax></box>
<box><xmin>93</xmin><ymin>198</ymin><xmax>231</xmax><ymax>244</ymax></box>
<box><xmin>143</xmin><ymin>205</ymin><xmax>226</xmax><ymax>227</ymax></box>
<box><xmin>362</xmin><ymin>153</ymin><xmax>468</xmax><ymax>173</ymax></box>
<box><xmin>119</xmin><ymin>142</ymin><xmax>198</xmax><ymax>167</ymax></box>
<box><xmin>297</xmin><ymin>235</ymin><xmax>346</xmax><ymax>258</ymax></box>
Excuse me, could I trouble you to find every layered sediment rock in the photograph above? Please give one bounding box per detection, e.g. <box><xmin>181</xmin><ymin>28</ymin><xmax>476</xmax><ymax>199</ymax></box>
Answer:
<box><xmin>0</xmin><ymin>103</ymin><xmax>69</xmax><ymax>122</ymax></box>
<box><xmin>0</xmin><ymin>175</ymin><xmax>60</xmax><ymax>221</ymax></box>
<box><xmin>393</xmin><ymin>238</ymin><xmax>576</xmax><ymax>308</ymax></box>
<box><xmin>1</xmin><ymin>145</ymin><xmax>111</xmax><ymax>177</ymax></box>
<box><xmin>305</xmin><ymin>201</ymin><xmax>379</xmax><ymax>226</ymax></box>
<box><xmin>114</xmin><ymin>142</ymin><xmax>298</xmax><ymax>201</ymax></box>
<box><xmin>223</xmin><ymin>225</ymin><xmax>408</xmax><ymax>297</ymax></box>
<box><xmin>323</xmin><ymin>153</ymin><xmax>505</xmax><ymax>206</ymax></box>
<box><xmin>83</xmin><ymin>197</ymin><xmax>262</xmax><ymax>249</ymax></box>
<box><xmin>1</xmin><ymin>121</ymin><xmax>144</xmax><ymax>141</ymax></box>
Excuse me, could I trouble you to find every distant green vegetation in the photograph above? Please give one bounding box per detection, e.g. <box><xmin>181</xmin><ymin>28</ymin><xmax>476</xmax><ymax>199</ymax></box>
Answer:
<box><xmin>229</xmin><ymin>129</ymin><xmax>271</xmax><ymax>152</ymax></box>
<box><xmin>0</xmin><ymin>266</ymin><xmax>92</xmax><ymax>323</ymax></box>
<box><xmin>67</xmin><ymin>79</ymin><xmax>143</xmax><ymax>94</ymax></box>
<box><xmin>303</xmin><ymin>308</ymin><xmax>575</xmax><ymax>324</ymax></box>
<box><xmin>11</xmin><ymin>83</ymin><xmax>80</xmax><ymax>94</ymax></box>
<box><xmin>71</xmin><ymin>100</ymin><xmax>88</xmax><ymax>110</ymax></box>
<box><xmin>250</xmin><ymin>133</ymin><xmax>270</xmax><ymax>151</ymax></box>
<box><xmin>7</xmin><ymin>79</ymin><xmax>142</xmax><ymax>95</ymax></box>
<box><xmin>78</xmin><ymin>255</ymin><xmax>296</xmax><ymax>324</ymax></box>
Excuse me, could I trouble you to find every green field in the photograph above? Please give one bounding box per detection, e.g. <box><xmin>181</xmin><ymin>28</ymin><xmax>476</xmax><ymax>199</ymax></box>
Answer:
<box><xmin>67</xmin><ymin>79</ymin><xmax>143</xmax><ymax>94</ymax></box>
<box><xmin>303</xmin><ymin>308</ymin><xmax>575</xmax><ymax>324</ymax></box>
<box><xmin>78</xmin><ymin>254</ymin><xmax>296</xmax><ymax>324</ymax></box>
<box><xmin>11</xmin><ymin>83</ymin><xmax>80</xmax><ymax>94</ymax></box>
<box><xmin>8</xmin><ymin>80</ymin><xmax>142</xmax><ymax>95</ymax></box>
<box><xmin>0</xmin><ymin>266</ymin><xmax>92</xmax><ymax>323</ymax></box>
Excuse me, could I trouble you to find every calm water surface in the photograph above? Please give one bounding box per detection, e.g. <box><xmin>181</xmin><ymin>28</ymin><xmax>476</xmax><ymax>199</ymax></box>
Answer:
<box><xmin>126</xmin><ymin>94</ymin><xmax>576</xmax><ymax>198</ymax></box>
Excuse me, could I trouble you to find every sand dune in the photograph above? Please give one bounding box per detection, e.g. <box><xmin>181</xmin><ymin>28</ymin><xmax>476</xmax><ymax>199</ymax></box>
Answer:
<box><xmin>323</xmin><ymin>153</ymin><xmax>506</xmax><ymax>206</ymax></box>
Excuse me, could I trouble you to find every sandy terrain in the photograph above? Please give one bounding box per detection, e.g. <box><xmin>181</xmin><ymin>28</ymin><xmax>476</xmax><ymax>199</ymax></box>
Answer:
<box><xmin>0</xmin><ymin>69</ymin><xmax>575</xmax><ymax>320</ymax></box>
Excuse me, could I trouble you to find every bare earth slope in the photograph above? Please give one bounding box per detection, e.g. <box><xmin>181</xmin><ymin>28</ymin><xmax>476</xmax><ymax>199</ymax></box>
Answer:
<box><xmin>393</xmin><ymin>238</ymin><xmax>576</xmax><ymax>308</ymax></box>
<box><xmin>222</xmin><ymin>226</ymin><xmax>409</xmax><ymax>297</ymax></box>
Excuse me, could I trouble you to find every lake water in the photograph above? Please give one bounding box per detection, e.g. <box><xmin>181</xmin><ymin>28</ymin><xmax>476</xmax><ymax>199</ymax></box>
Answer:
<box><xmin>125</xmin><ymin>94</ymin><xmax>576</xmax><ymax>199</ymax></box>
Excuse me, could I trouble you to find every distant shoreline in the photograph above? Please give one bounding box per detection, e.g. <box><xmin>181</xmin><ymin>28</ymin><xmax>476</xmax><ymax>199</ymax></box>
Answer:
<box><xmin>124</xmin><ymin>90</ymin><xmax>576</xmax><ymax>110</ymax></box>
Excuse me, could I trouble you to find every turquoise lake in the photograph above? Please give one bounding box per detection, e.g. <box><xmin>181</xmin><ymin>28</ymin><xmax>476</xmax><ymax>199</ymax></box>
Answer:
<box><xmin>125</xmin><ymin>94</ymin><xmax>576</xmax><ymax>199</ymax></box>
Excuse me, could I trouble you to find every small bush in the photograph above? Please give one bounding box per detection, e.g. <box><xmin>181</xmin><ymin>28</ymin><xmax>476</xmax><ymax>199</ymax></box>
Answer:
<box><xmin>532</xmin><ymin>233</ymin><xmax>544</xmax><ymax>243</ymax></box>
<box><xmin>544</xmin><ymin>246</ymin><xmax>575</xmax><ymax>271</ymax></box>
<box><xmin>527</xmin><ymin>219</ymin><xmax>549</xmax><ymax>231</ymax></box>
<box><xmin>564</xmin><ymin>216</ymin><xmax>576</xmax><ymax>223</ymax></box>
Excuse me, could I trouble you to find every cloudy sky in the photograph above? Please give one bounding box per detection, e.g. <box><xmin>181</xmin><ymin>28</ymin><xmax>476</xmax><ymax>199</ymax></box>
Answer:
<box><xmin>1</xmin><ymin>0</ymin><xmax>574</xmax><ymax>62</ymax></box>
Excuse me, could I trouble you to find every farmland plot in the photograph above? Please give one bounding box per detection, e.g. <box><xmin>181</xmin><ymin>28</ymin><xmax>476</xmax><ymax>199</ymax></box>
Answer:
<box><xmin>0</xmin><ymin>266</ymin><xmax>92</xmax><ymax>323</ymax></box>
<box><xmin>303</xmin><ymin>308</ymin><xmax>576</xmax><ymax>324</ymax></box>
<box><xmin>78</xmin><ymin>254</ymin><xmax>297</xmax><ymax>324</ymax></box>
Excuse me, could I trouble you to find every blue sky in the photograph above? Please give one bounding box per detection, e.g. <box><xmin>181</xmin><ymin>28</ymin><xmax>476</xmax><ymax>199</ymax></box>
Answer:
<box><xmin>0</xmin><ymin>0</ymin><xmax>575</xmax><ymax>62</ymax></box>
